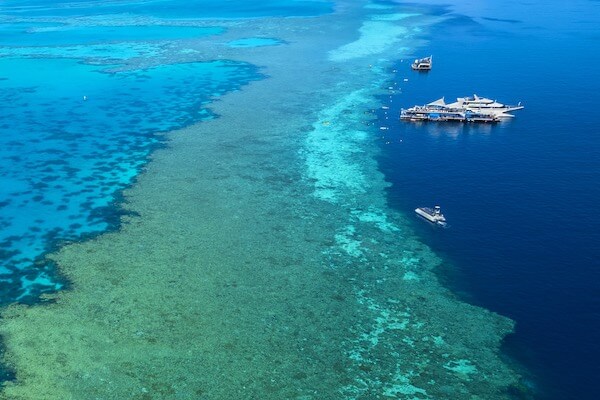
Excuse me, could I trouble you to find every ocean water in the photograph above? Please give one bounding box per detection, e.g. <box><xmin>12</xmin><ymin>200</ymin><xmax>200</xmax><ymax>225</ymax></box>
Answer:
<box><xmin>0</xmin><ymin>57</ymin><xmax>261</xmax><ymax>302</ymax></box>
<box><xmin>377</xmin><ymin>1</ymin><xmax>600</xmax><ymax>398</ymax></box>
<box><xmin>0</xmin><ymin>23</ymin><xmax>224</xmax><ymax>47</ymax></box>
<box><xmin>0</xmin><ymin>0</ymin><xmax>333</xmax><ymax>19</ymax></box>
<box><xmin>227</xmin><ymin>37</ymin><xmax>283</xmax><ymax>48</ymax></box>
<box><xmin>0</xmin><ymin>1</ymin><xmax>529</xmax><ymax>397</ymax></box>
<box><xmin>0</xmin><ymin>0</ymin><xmax>318</xmax><ymax>303</ymax></box>
<box><xmin>1</xmin><ymin>0</ymin><xmax>598</xmax><ymax>398</ymax></box>
<box><xmin>0</xmin><ymin>0</ymin><xmax>339</xmax><ymax>304</ymax></box>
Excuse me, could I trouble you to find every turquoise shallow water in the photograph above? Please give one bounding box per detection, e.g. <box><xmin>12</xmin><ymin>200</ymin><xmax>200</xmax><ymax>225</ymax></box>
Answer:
<box><xmin>0</xmin><ymin>22</ymin><xmax>224</xmax><ymax>47</ymax></box>
<box><xmin>1</xmin><ymin>0</ymin><xmax>337</xmax><ymax>302</ymax></box>
<box><xmin>6</xmin><ymin>0</ymin><xmax>596</xmax><ymax>398</ymax></box>
<box><xmin>1</xmin><ymin>2</ymin><xmax>530</xmax><ymax>396</ymax></box>
<box><xmin>1</xmin><ymin>0</ymin><xmax>333</xmax><ymax>18</ymax></box>
<box><xmin>0</xmin><ymin>57</ymin><xmax>261</xmax><ymax>301</ymax></box>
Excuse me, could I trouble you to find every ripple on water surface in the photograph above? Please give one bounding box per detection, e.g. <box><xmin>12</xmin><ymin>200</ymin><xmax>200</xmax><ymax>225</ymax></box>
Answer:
<box><xmin>0</xmin><ymin>0</ymin><xmax>324</xmax><ymax>307</ymax></box>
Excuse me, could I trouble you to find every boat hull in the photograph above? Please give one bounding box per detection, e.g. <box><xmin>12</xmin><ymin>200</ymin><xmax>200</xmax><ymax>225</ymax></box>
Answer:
<box><xmin>401</xmin><ymin>109</ymin><xmax>499</xmax><ymax>123</ymax></box>
<box><xmin>415</xmin><ymin>207</ymin><xmax>446</xmax><ymax>225</ymax></box>
<box><xmin>411</xmin><ymin>65</ymin><xmax>431</xmax><ymax>71</ymax></box>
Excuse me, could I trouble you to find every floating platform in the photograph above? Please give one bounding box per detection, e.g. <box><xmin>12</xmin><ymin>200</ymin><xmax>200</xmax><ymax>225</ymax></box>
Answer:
<box><xmin>401</xmin><ymin>95</ymin><xmax>523</xmax><ymax>123</ymax></box>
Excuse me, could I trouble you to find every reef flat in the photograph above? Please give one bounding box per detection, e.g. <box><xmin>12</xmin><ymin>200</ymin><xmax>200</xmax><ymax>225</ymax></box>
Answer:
<box><xmin>0</xmin><ymin>1</ymin><xmax>524</xmax><ymax>399</ymax></box>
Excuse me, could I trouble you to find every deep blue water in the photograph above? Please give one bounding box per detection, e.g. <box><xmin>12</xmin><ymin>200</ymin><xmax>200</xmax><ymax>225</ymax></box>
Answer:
<box><xmin>378</xmin><ymin>1</ymin><xmax>600</xmax><ymax>399</ymax></box>
<box><xmin>2</xmin><ymin>0</ymin><xmax>599</xmax><ymax>397</ymax></box>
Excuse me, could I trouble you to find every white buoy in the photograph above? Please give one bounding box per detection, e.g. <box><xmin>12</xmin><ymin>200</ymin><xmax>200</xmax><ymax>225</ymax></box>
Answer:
<box><xmin>83</xmin><ymin>95</ymin><xmax>87</xmax><ymax>101</ymax></box>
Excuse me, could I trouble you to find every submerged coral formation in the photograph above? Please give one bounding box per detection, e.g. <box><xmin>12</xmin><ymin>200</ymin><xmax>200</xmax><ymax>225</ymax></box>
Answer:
<box><xmin>0</xmin><ymin>1</ymin><xmax>525</xmax><ymax>399</ymax></box>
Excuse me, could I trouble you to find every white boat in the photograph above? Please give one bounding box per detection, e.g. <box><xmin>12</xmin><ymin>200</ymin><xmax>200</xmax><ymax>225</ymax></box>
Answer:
<box><xmin>401</xmin><ymin>95</ymin><xmax>523</xmax><ymax>122</ymax></box>
<box><xmin>400</xmin><ymin>98</ymin><xmax>501</xmax><ymax>123</ymax></box>
<box><xmin>447</xmin><ymin>94</ymin><xmax>524</xmax><ymax>117</ymax></box>
<box><xmin>415</xmin><ymin>206</ymin><xmax>446</xmax><ymax>226</ymax></box>
<box><xmin>411</xmin><ymin>56</ymin><xmax>432</xmax><ymax>71</ymax></box>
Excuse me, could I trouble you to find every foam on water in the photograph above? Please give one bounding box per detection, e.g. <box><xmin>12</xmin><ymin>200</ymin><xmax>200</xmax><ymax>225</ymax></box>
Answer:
<box><xmin>0</xmin><ymin>42</ymin><xmax>162</xmax><ymax>60</ymax></box>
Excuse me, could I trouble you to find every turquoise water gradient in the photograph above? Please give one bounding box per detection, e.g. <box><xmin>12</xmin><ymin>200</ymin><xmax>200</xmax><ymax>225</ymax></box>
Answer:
<box><xmin>1</xmin><ymin>0</ymin><xmax>333</xmax><ymax>18</ymax></box>
<box><xmin>0</xmin><ymin>57</ymin><xmax>261</xmax><ymax>301</ymax></box>
<box><xmin>0</xmin><ymin>0</ymin><xmax>332</xmax><ymax>302</ymax></box>
<box><xmin>0</xmin><ymin>22</ymin><xmax>224</xmax><ymax>47</ymax></box>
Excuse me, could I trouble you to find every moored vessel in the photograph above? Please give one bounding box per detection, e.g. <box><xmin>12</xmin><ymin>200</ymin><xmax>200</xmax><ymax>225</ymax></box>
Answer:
<box><xmin>449</xmin><ymin>94</ymin><xmax>524</xmax><ymax>116</ymax></box>
<box><xmin>415</xmin><ymin>205</ymin><xmax>447</xmax><ymax>226</ymax></box>
<box><xmin>400</xmin><ymin>98</ymin><xmax>500</xmax><ymax>123</ymax></box>
<box><xmin>400</xmin><ymin>95</ymin><xmax>523</xmax><ymax>123</ymax></box>
<box><xmin>411</xmin><ymin>56</ymin><xmax>432</xmax><ymax>71</ymax></box>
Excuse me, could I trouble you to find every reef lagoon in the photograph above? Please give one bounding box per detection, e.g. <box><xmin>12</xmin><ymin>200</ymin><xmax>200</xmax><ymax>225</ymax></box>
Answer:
<box><xmin>0</xmin><ymin>0</ymin><xmax>597</xmax><ymax>399</ymax></box>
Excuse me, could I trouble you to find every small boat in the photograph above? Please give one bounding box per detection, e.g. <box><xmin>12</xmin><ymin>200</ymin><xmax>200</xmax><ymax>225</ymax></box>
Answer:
<box><xmin>411</xmin><ymin>56</ymin><xmax>432</xmax><ymax>71</ymax></box>
<box><xmin>415</xmin><ymin>205</ymin><xmax>446</xmax><ymax>226</ymax></box>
